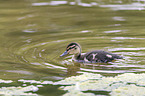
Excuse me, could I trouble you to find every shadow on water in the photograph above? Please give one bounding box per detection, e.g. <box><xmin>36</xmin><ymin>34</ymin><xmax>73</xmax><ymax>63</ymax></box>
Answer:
<box><xmin>1</xmin><ymin>0</ymin><xmax>145</xmax><ymax>95</ymax></box>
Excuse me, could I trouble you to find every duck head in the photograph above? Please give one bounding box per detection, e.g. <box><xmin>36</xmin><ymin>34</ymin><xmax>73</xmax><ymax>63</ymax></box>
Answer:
<box><xmin>60</xmin><ymin>42</ymin><xmax>81</xmax><ymax>57</ymax></box>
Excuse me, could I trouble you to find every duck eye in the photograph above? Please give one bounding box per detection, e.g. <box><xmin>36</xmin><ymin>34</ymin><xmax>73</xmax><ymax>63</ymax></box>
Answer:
<box><xmin>74</xmin><ymin>47</ymin><xmax>77</xmax><ymax>50</ymax></box>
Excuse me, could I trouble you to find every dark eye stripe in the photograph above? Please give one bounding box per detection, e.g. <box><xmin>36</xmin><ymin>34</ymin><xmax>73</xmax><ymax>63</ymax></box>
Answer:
<box><xmin>67</xmin><ymin>46</ymin><xmax>76</xmax><ymax>51</ymax></box>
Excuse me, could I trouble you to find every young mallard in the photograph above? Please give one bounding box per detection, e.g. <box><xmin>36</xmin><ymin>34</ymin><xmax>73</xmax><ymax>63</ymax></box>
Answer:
<box><xmin>60</xmin><ymin>42</ymin><xmax>122</xmax><ymax>63</ymax></box>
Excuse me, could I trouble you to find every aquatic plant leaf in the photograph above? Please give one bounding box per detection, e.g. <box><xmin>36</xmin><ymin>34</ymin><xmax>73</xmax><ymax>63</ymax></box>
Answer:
<box><xmin>0</xmin><ymin>85</ymin><xmax>39</xmax><ymax>96</ymax></box>
<box><xmin>53</xmin><ymin>73</ymin><xmax>102</xmax><ymax>85</ymax></box>
<box><xmin>18</xmin><ymin>79</ymin><xmax>54</xmax><ymax>84</ymax></box>
<box><xmin>63</xmin><ymin>90</ymin><xmax>95</xmax><ymax>96</ymax></box>
<box><xmin>52</xmin><ymin>73</ymin><xmax>145</xmax><ymax>96</ymax></box>
<box><xmin>111</xmin><ymin>85</ymin><xmax>145</xmax><ymax>96</ymax></box>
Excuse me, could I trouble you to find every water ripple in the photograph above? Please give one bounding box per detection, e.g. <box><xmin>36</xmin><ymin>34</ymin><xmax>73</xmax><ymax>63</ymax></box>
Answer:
<box><xmin>7</xmin><ymin>36</ymin><xmax>145</xmax><ymax>77</ymax></box>
<box><xmin>108</xmin><ymin>47</ymin><xmax>145</xmax><ymax>51</ymax></box>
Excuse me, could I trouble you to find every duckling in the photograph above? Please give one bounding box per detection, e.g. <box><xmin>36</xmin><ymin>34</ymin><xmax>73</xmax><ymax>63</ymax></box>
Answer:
<box><xmin>60</xmin><ymin>42</ymin><xmax>122</xmax><ymax>63</ymax></box>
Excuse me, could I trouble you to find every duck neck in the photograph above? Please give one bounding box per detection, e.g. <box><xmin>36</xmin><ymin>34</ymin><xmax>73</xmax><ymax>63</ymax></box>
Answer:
<box><xmin>73</xmin><ymin>47</ymin><xmax>82</xmax><ymax>60</ymax></box>
<box><xmin>75</xmin><ymin>53</ymin><xmax>81</xmax><ymax>59</ymax></box>
<box><xmin>72</xmin><ymin>52</ymin><xmax>81</xmax><ymax>61</ymax></box>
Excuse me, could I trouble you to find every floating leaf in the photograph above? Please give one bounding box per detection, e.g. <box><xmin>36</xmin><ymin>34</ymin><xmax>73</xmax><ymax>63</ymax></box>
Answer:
<box><xmin>111</xmin><ymin>85</ymin><xmax>145</xmax><ymax>96</ymax></box>
<box><xmin>52</xmin><ymin>73</ymin><xmax>145</xmax><ymax>96</ymax></box>
<box><xmin>0</xmin><ymin>85</ymin><xmax>39</xmax><ymax>96</ymax></box>
<box><xmin>53</xmin><ymin>73</ymin><xmax>102</xmax><ymax>85</ymax></box>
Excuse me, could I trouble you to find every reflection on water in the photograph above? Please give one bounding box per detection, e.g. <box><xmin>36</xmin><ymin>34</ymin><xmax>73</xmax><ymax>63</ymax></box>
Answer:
<box><xmin>32</xmin><ymin>0</ymin><xmax>98</xmax><ymax>7</ymax></box>
<box><xmin>32</xmin><ymin>0</ymin><xmax>145</xmax><ymax>10</ymax></box>
<box><xmin>1</xmin><ymin>0</ymin><xmax>145</xmax><ymax>95</ymax></box>
<box><xmin>108</xmin><ymin>47</ymin><xmax>145</xmax><ymax>51</ymax></box>
<box><xmin>100</xmin><ymin>3</ymin><xmax>145</xmax><ymax>10</ymax></box>
<box><xmin>104</xmin><ymin>30</ymin><xmax>123</xmax><ymax>33</ymax></box>
<box><xmin>112</xmin><ymin>37</ymin><xmax>145</xmax><ymax>40</ymax></box>
<box><xmin>23</xmin><ymin>29</ymin><xmax>37</xmax><ymax>33</ymax></box>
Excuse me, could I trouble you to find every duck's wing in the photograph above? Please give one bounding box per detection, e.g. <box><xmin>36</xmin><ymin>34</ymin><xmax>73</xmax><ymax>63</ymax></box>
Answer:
<box><xmin>84</xmin><ymin>50</ymin><xmax>122</xmax><ymax>63</ymax></box>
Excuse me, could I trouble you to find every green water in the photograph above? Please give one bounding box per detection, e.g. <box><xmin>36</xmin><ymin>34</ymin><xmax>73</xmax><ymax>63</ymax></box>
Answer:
<box><xmin>1</xmin><ymin>0</ymin><xmax>145</xmax><ymax>95</ymax></box>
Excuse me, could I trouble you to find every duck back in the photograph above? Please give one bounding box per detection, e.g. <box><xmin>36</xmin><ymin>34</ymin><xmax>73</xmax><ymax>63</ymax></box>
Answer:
<box><xmin>83</xmin><ymin>50</ymin><xmax>122</xmax><ymax>63</ymax></box>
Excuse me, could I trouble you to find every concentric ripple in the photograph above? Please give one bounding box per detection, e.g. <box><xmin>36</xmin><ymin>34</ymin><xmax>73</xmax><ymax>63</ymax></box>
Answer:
<box><xmin>5</xmin><ymin>36</ymin><xmax>145</xmax><ymax>79</ymax></box>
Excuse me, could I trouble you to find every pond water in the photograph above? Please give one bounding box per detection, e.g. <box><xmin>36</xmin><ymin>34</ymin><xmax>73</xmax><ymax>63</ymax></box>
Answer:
<box><xmin>1</xmin><ymin>0</ymin><xmax>145</xmax><ymax>95</ymax></box>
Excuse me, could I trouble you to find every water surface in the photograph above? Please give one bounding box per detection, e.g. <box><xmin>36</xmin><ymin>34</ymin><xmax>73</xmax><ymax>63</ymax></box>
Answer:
<box><xmin>1</xmin><ymin>0</ymin><xmax>145</xmax><ymax>95</ymax></box>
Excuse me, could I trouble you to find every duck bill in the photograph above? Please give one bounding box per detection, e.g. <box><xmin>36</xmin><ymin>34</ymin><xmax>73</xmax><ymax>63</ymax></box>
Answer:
<box><xmin>60</xmin><ymin>51</ymin><xmax>68</xmax><ymax>57</ymax></box>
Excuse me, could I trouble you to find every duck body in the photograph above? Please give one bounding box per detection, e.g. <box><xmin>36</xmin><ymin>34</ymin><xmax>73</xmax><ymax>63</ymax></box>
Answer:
<box><xmin>60</xmin><ymin>42</ymin><xmax>122</xmax><ymax>63</ymax></box>
<box><xmin>74</xmin><ymin>50</ymin><xmax>122</xmax><ymax>63</ymax></box>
